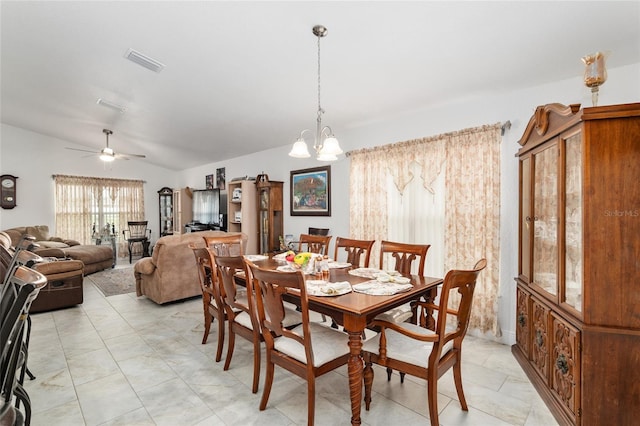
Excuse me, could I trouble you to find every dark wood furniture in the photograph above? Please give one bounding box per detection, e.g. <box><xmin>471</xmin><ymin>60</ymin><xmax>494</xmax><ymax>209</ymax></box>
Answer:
<box><xmin>362</xmin><ymin>259</ymin><xmax>487</xmax><ymax>426</ymax></box>
<box><xmin>333</xmin><ymin>237</ymin><xmax>375</xmax><ymax>268</ymax></box>
<box><xmin>513</xmin><ymin>102</ymin><xmax>640</xmax><ymax>426</ymax></box>
<box><xmin>122</xmin><ymin>221</ymin><xmax>151</xmax><ymax>263</ymax></box>
<box><xmin>298</xmin><ymin>233</ymin><xmax>332</xmax><ymax>255</ymax></box>
<box><xmin>245</xmin><ymin>261</ymin><xmax>352</xmax><ymax>426</ymax></box>
<box><xmin>210</xmin><ymin>254</ymin><xmax>261</xmax><ymax>393</ymax></box>
<box><xmin>158</xmin><ymin>187</ymin><xmax>173</xmax><ymax>236</ymax></box>
<box><xmin>240</xmin><ymin>258</ymin><xmax>443</xmax><ymax>425</ymax></box>
<box><xmin>379</xmin><ymin>240</ymin><xmax>429</xmax><ymax>275</ymax></box>
<box><xmin>256</xmin><ymin>175</ymin><xmax>283</xmax><ymax>254</ymax></box>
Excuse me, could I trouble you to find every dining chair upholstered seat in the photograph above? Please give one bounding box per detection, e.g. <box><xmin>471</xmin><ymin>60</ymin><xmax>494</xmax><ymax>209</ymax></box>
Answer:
<box><xmin>298</xmin><ymin>234</ymin><xmax>332</xmax><ymax>255</ymax></box>
<box><xmin>333</xmin><ymin>237</ymin><xmax>374</xmax><ymax>268</ymax></box>
<box><xmin>245</xmin><ymin>260</ymin><xmax>350</xmax><ymax>426</ymax></box>
<box><xmin>362</xmin><ymin>259</ymin><xmax>487</xmax><ymax>426</ymax></box>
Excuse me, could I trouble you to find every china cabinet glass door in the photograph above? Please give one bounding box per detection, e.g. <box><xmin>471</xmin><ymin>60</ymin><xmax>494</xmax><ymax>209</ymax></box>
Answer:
<box><xmin>563</xmin><ymin>133</ymin><xmax>583</xmax><ymax>312</ymax></box>
<box><xmin>532</xmin><ymin>143</ymin><xmax>558</xmax><ymax>297</ymax></box>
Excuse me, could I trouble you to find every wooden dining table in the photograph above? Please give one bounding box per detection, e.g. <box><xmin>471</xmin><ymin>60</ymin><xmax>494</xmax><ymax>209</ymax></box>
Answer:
<box><xmin>246</xmin><ymin>258</ymin><xmax>443</xmax><ymax>425</ymax></box>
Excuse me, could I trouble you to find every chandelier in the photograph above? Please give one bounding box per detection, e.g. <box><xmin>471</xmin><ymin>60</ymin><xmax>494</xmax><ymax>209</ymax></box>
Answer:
<box><xmin>289</xmin><ymin>25</ymin><xmax>343</xmax><ymax>161</ymax></box>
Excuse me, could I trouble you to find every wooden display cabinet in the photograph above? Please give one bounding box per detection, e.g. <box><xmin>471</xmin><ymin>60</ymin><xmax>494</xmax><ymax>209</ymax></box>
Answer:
<box><xmin>513</xmin><ymin>103</ymin><xmax>640</xmax><ymax>425</ymax></box>
<box><xmin>227</xmin><ymin>179</ymin><xmax>258</xmax><ymax>254</ymax></box>
<box><xmin>158</xmin><ymin>187</ymin><xmax>173</xmax><ymax>236</ymax></box>
<box><xmin>255</xmin><ymin>174</ymin><xmax>283</xmax><ymax>254</ymax></box>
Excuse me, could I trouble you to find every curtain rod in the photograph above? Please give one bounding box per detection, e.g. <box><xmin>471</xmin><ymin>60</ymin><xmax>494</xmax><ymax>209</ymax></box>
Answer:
<box><xmin>51</xmin><ymin>174</ymin><xmax>146</xmax><ymax>184</ymax></box>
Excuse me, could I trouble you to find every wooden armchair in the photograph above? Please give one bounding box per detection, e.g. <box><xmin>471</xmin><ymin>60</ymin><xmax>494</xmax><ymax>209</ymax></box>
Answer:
<box><xmin>362</xmin><ymin>259</ymin><xmax>487</xmax><ymax>426</ymax></box>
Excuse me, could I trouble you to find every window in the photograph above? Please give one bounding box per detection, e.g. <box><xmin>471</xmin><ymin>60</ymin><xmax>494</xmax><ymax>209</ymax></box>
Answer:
<box><xmin>53</xmin><ymin>175</ymin><xmax>145</xmax><ymax>255</ymax></box>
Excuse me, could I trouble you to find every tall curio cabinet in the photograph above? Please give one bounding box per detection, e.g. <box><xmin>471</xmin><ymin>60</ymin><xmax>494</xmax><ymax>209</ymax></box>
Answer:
<box><xmin>255</xmin><ymin>174</ymin><xmax>283</xmax><ymax>254</ymax></box>
<box><xmin>158</xmin><ymin>187</ymin><xmax>173</xmax><ymax>236</ymax></box>
<box><xmin>513</xmin><ymin>103</ymin><xmax>640</xmax><ymax>425</ymax></box>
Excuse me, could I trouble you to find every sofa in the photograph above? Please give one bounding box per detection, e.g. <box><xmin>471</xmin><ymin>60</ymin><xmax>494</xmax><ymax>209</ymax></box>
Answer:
<box><xmin>2</xmin><ymin>225</ymin><xmax>113</xmax><ymax>275</ymax></box>
<box><xmin>0</xmin><ymin>231</ymin><xmax>84</xmax><ymax>312</ymax></box>
<box><xmin>134</xmin><ymin>230</ymin><xmax>247</xmax><ymax>304</ymax></box>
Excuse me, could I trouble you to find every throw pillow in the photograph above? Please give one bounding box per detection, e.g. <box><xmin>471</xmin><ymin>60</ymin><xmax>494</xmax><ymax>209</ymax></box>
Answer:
<box><xmin>25</xmin><ymin>225</ymin><xmax>50</xmax><ymax>241</ymax></box>
<box><xmin>36</xmin><ymin>241</ymin><xmax>69</xmax><ymax>249</ymax></box>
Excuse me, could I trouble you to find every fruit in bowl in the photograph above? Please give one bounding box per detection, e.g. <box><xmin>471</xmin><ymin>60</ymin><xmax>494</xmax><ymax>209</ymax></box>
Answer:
<box><xmin>294</xmin><ymin>252</ymin><xmax>312</xmax><ymax>267</ymax></box>
<box><xmin>284</xmin><ymin>250</ymin><xmax>295</xmax><ymax>262</ymax></box>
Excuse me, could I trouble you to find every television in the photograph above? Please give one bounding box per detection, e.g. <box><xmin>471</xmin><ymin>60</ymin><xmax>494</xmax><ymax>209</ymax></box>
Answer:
<box><xmin>192</xmin><ymin>189</ymin><xmax>220</xmax><ymax>226</ymax></box>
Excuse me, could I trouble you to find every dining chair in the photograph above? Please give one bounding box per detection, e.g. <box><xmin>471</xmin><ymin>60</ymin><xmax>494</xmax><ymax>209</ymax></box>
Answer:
<box><xmin>191</xmin><ymin>234</ymin><xmax>245</xmax><ymax>357</ymax></box>
<box><xmin>307</xmin><ymin>227</ymin><xmax>329</xmax><ymax>236</ymax></box>
<box><xmin>245</xmin><ymin>259</ymin><xmax>351</xmax><ymax>426</ymax></box>
<box><xmin>333</xmin><ymin>237</ymin><xmax>375</xmax><ymax>267</ymax></box>
<box><xmin>362</xmin><ymin>259</ymin><xmax>487</xmax><ymax>426</ymax></box>
<box><xmin>209</xmin><ymin>253</ymin><xmax>259</xmax><ymax>392</ymax></box>
<box><xmin>122</xmin><ymin>221</ymin><xmax>151</xmax><ymax>263</ymax></box>
<box><xmin>1</xmin><ymin>265</ymin><xmax>47</xmax><ymax>426</ymax></box>
<box><xmin>298</xmin><ymin>234</ymin><xmax>332</xmax><ymax>255</ymax></box>
<box><xmin>375</xmin><ymin>240</ymin><xmax>430</xmax><ymax>324</ymax></box>
<box><xmin>202</xmin><ymin>234</ymin><xmax>245</xmax><ymax>256</ymax></box>
<box><xmin>190</xmin><ymin>244</ymin><xmax>226</xmax><ymax>361</ymax></box>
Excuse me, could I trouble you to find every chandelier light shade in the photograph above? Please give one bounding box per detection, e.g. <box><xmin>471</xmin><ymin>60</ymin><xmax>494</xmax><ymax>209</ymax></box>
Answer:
<box><xmin>289</xmin><ymin>25</ymin><xmax>343</xmax><ymax>162</ymax></box>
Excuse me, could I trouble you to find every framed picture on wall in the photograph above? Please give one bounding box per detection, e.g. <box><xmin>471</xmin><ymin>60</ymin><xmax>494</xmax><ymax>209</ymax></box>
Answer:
<box><xmin>290</xmin><ymin>166</ymin><xmax>331</xmax><ymax>216</ymax></box>
<box><xmin>205</xmin><ymin>174</ymin><xmax>214</xmax><ymax>189</ymax></box>
<box><xmin>216</xmin><ymin>167</ymin><xmax>226</xmax><ymax>190</ymax></box>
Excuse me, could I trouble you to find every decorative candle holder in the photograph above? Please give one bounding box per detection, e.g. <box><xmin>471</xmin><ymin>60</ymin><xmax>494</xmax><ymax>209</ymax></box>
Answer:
<box><xmin>582</xmin><ymin>51</ymin><xmax>608</xmax><ymax>106</ymax></box>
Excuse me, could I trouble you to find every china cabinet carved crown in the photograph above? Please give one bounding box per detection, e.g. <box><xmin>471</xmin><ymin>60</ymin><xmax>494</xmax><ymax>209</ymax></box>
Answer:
<box><xmin>513</xmin><ymin>102</ymin><xmax>640</xmax><ymax>425</ymax></box>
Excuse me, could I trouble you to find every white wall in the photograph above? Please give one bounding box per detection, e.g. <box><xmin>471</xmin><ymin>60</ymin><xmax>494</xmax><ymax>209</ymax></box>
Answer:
<box><xmin>1</xmin><ymin>63</ymin><xmax>638</xmax><ymax>343</ymax></box>
<box><xmin>0</xmin><ymin>124</ymin><xmax>179</xmax><ymax>241</ymax></box>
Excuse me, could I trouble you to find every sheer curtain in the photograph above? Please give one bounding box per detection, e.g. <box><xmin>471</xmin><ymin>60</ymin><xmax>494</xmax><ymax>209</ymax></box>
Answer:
<box><xmin>53</xmin><ymin>175</ymin><xmax>146</xmax><ymax>257</ymax></box>
<box><xmin>348</xmin><ymin>123</ymin><xmax>502</xmax><ymax>335</ymax></box>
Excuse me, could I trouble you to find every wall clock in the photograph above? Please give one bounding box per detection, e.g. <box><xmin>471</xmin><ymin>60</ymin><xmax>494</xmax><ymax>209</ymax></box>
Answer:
<box><xmin>1</xmin><ymin>174</ymin><xmax>18</xmax><ymax>209</ymax></box>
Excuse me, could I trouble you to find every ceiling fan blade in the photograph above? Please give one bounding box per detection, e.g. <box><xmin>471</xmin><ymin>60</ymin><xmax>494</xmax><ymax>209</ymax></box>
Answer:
<box><xmin>116</xmin><ymin>152</ymin><xmax>146</xmax><ymax>159</ymax></box>
<box><xmin>66</xmin><ymin>147</ymin><xmax>100</xmax><ymax>154</ymax></box>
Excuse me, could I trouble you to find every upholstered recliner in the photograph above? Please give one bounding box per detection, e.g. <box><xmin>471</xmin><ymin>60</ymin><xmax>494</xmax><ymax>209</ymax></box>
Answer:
<box><xmin>134</xmin><ymin>231</ymin><xmax>247</xmax><ymax>304</ymax></box>
<box><xmin>2</xmin><ymin>226</ymin><xmax>113</xmax><ymax>275</ymax></box>
<box><xmin>0</xmin><ymin>231</ymin><xmax>84</xmax><ymax>312</ymax></box>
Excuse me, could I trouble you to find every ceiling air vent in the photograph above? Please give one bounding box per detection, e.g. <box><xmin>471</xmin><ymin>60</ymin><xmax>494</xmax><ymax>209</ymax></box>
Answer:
<box><xmin>96</xmin><ymin>98</ymin><xmax>126</xmax><ymax>113</ymax></box>
<box><xmin>124</xmin><ymin>48</ymin><xmax>165</xmax><ymax>73</ymax></box>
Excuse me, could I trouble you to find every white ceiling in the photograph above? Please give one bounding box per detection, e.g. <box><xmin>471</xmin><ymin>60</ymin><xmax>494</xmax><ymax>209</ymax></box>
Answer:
<box><xmin>2</xmin><ymin>1</ymin><xmax>639</xmax><ymax>170</ymax></box>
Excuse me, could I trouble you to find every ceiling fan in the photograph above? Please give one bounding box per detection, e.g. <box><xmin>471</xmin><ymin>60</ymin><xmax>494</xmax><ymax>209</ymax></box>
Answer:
<box><xmin>66</xmin><ymin>129</ymin><xmax>146</xmax><ymax>162</ymax></box>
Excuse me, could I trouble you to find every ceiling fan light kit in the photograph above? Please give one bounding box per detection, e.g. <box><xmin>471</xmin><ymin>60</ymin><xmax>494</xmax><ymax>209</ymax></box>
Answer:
<box><xmin>289</xmin><ymin>25</ymin><xmax>343</xmax><ymax>162</ymax></box>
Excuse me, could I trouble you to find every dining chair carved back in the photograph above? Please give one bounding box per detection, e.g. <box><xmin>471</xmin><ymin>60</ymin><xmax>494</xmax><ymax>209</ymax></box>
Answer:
<box><xmin>379</xmin><ymin>240</ymin><xmax>429</xmax><ymax>275</ymax></box>
<box><xmin>245</xmin><ymin>260</ymin><xmax>350</xmax><ymax>426</ymax></box>
<box><xmin>202</xmin><ymin>234</ymin><xmax>245</xmax><ymax>257</ymax></box>
<box><xmin>333</xmin><ymin>237</ymin><xmax>375</xmax><ymax>268</ymax></box>
<box><xmin>209</xmin><ymin>253</ymin><xmax>261</xmax><ymax>393</ymax></box>
<box><xmin>298</xmin><ymin>234</ymin><xmax>332</xmax><ymax>255</ymax></box>
<box><xmin>362</xmin><ymin>259</ymin><xmax>487</xmax><ymax>426</ymax></box>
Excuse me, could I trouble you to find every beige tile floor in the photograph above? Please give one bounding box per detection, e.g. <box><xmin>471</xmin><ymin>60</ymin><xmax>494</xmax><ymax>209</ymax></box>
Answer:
<box><xmin>23</xmin><ymin>265</ymin><xmax>558</xmax><ymax>426</ymax></box>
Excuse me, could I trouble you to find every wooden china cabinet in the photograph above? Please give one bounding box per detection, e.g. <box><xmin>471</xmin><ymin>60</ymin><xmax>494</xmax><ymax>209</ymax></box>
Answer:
<box><xmin>513</xmin><ymin>103</ymin><xmax>640</xmax><ymax>425</ymax></box>
<box><xmin>255</xmin><ymin>173</ymin><xmax>283</xmax><ymax>254</ymax></box>
<box><xmin>158</xmin><ymin>187</ymin><xmax>174</xmax><ymax>236</ymax></box>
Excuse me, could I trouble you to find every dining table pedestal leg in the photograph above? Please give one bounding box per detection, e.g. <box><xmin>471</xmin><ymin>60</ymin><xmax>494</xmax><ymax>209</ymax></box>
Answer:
<box><xmin>344</xmin><ymin>315</ymin><xmax>365</xmax><ymax>425</ymax></box>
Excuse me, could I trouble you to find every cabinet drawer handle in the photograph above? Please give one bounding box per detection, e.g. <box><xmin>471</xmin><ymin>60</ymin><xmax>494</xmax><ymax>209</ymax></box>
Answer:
<box><xmin>518</xmin><ymin>313</ymin><xmax>526</xmax><ymax>327</ymax></box>
<box><xmin>556</xmin><ymin>354</ymin><xmax>569</xmax><ymax>375</ymax></box>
